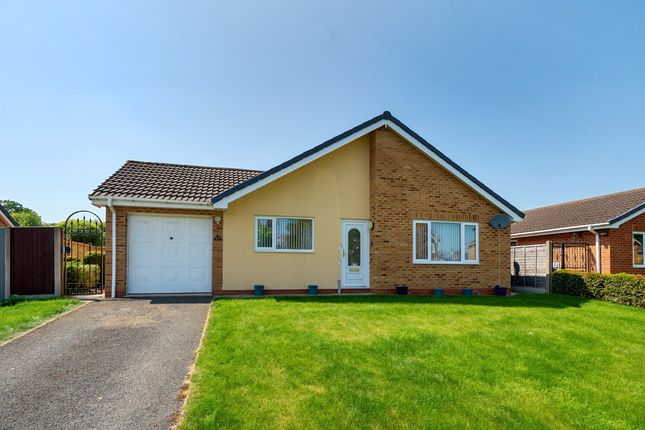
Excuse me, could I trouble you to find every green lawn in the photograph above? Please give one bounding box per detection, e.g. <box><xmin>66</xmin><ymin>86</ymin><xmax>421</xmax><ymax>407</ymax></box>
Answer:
<box><xmin>179</xmin><ymin>295</ymin><xmax>645</xmax><ymax>430</ymax></box>
<box><xmin>0</xmin><ymin>297</ymin><xmax>81</xmax><ymax>343</ymax></box>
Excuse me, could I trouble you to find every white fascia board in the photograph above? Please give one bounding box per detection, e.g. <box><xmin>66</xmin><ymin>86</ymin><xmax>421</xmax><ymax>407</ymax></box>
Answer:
<box><xmin>608</xmin><ymin>205</ymin><xmax>645</xmax><ymax>228</ymax></box>
<box><xmin>89</xmin><ymin>196</ymin><xmax>213</xmax><ymax>211</ymax></box>
<box><xmin>511</xmin><ymin>222</ymin><xmax>612</xmax><ymax>238</ymax></box>
<box><xmin>213</xmin><ymin>118</ymin><xmax>522</xmax><ymax>222</ymax></box>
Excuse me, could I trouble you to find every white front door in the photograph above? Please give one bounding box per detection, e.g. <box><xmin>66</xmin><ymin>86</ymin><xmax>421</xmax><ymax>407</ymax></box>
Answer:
<box><xmin>341</xmin><ymin>220</ymin><xmax>369</xmax><ymax>288</ymax></box>
<box><xmin>127</xmin><ymin>214</ymin><xmax>212</xmax><ymax>294</ymax></box>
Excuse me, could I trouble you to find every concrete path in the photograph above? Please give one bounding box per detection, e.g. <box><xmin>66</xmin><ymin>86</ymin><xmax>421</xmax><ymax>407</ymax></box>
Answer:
<box><xmin>0</xmin><ymin>297</ymin><xmax>211</xmax><ymax>430</ymax></box>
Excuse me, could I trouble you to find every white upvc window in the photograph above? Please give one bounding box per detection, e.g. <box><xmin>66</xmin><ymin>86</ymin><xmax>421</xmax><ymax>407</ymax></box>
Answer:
<box><xmin>255</xmin><ymin>216</ymin><xmax>314</xmax><ymax>253</ymax></box>
<box><xmin>413</xmin><ymin>220</ymin><xmax>479</xmax><ymax>264</ymax></box>
<box><xmin>633</xmin><ymin>232</ymin><xmax>644</xmax><ymax>267</ymax></box>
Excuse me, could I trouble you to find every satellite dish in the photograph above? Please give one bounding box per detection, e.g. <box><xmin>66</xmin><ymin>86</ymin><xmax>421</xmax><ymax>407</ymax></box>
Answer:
<box><xmin>489</xmin><ymin>214</ymin><xmax>511</xmax><ymax>229</ymax></box>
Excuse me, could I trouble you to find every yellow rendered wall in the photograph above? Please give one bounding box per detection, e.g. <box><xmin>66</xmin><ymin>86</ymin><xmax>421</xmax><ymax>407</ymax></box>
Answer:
<box><xmin>223</xmin><ymin>136</ymin><xmax>370</xmax><ymax>290</ymax></box>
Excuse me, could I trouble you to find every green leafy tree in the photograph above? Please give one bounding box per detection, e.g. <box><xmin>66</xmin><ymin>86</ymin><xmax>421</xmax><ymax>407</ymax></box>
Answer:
<box><xmin>0</xmin><ymin>199</ymin><xmax>43</xmax><ymax>226</ymax></box>
<box><xmin>12</xmin><ymin>211</ymin><xmax>43</xmax><ymax>226</ymax></box>
<box><xmin>55</xmin><ymin>219</ymin><xmax>103</xmax><ymax>246</ymax></box>
<box><xmin>0</xmin><ymin>200</ymin><xmax>26</xmax><ymax>213</ymax></box>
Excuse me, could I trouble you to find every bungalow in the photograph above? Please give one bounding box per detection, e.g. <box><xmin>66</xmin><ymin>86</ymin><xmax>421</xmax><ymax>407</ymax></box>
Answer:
<box><xmin>511</xmin><ymin>188</ymin><xmax>645</xmax><ymax>274</ymax></box>
<box><xmin>89</xmin><ymin>112</ymin><xmax>524</xmax><ymax>297</ymax></box>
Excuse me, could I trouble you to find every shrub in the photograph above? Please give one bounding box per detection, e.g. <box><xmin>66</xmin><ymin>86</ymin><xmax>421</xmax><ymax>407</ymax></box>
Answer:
<box><xmin>0</xmin><ymin>295</ymin><xmax>28</xmax><ymax>307</ymax></box>
<box><xmin>81</xmin><ymin>253</ymin><xmax>103</xmax><ymax>285</ymax></box>
<box><xmin>65</xmin><ymin>263</ymin><xmax>101</xmax><ymax>287</ymax></box>
<box><xmin>83</xmin><ymin>252</ymin><xmax>103</xmax><ymax>265</ymax></box>
<box><xmin>552</xmin><ymin>270</ymin><xmax>645</xmax><ymax>308</ymax></box>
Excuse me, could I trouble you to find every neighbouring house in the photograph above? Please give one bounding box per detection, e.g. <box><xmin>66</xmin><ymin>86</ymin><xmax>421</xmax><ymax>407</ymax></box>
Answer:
<box><xmin>0</xmin><ymin>204</ymin><xmax>17</xmax><ymax>228</ymax></box>
<box><xmin>89</xmin><ymin>112</ymin><xmax>524</xmax><ymax>297</ymax></box>
<box><xmin>511</xmin><ymin>188</ymin><xmax>645</xmax><ymax>275</ymax></box>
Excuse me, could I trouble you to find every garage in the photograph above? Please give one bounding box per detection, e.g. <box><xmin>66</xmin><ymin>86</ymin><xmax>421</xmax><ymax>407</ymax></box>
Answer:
<box><xmin>127</xmin><ymin>214</ymin><xmax>212</xmax><ymax>294</ymax></box>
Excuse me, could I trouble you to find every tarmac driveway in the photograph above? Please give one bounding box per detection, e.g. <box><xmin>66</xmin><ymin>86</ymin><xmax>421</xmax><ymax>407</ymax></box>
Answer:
<box><xmin>0</xmin><ymin>297</ymin><xmax>211</xmax><ymax>430</ymax></box>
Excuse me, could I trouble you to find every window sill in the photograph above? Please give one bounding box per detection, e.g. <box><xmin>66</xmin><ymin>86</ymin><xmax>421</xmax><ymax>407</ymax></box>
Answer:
<box><xmin>633</xmin><ymin>265</ymin><xmax>645</xmax><ymax>268</ymax></box>
<box><xmin>255</xmin><ymin>249</ymin><xmax>315</xmax><ymax>254</ymax></box>
<box><xmin>413</xmin><ymin>260</ymin><xmax>480</xmax><ymax>265</ymax></box>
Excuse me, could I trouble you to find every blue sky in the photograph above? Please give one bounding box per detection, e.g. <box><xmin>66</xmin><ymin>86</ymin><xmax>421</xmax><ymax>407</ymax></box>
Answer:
<box><xmin>1</xmin><ymin>0</ymin><xmax>644</xmax><ymax>222</ymax></box>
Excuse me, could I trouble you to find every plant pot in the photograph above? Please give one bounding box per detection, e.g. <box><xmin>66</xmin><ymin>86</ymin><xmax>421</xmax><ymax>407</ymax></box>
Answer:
<box><xmin>463</xmin><ymin>288</ymin><xmax>473</xmax><ymax>297</ymax></box>
<box><xmin>396</xmin><ymin>285</ymin><xmax>408</xmax><ymax>295</ymax></box>
<box><xmin>254</xmin><ymin>285</ymin><xmax>265</xmax><ymax>296</ymax></box>
<box><xmin>434</xmin><ymin>288</ymin><xmax>444</xmax><ymax>297</ymax></box>
<box><xmin>494</xmin><ymin>286</ymin><xmax>507</xmax><ymax>296</ymax></box>
<box><xmin>308</xmin><ymin>285</ymin><xmax>318</xmax><ymax>295</ymax></box>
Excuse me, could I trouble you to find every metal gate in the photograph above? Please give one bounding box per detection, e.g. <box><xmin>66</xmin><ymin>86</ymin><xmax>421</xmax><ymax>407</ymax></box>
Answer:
<box><xmin>63</xmin><ymin>211</ymin><xmax>104</xmax><ymax>295</ymax></box>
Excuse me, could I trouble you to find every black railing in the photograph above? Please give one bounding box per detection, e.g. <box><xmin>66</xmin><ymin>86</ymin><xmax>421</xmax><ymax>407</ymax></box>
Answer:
<box><xmin>63</xmin><ymin>211</ymin><xmax>104</xmax><ymax>295</ymax></box>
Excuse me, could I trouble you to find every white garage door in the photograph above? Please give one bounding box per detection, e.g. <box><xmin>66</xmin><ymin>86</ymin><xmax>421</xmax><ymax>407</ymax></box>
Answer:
<box><xmin>127</xmin><ymin>214</ymin><xmax>212</xmax><ymax>294</ymax></box>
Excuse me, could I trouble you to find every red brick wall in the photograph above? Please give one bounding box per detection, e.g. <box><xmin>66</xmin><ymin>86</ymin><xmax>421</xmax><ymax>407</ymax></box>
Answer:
<box><xmin>369</xmin><ymin>128</ymin><xmax>511</xmax><ymax>294</ymax></box>
<box><xmin>607</xmin><ymin>212</ymin><xmax>645</xmax><ymax>274</ymax></box>
<box><xmin>514</xmin><ymin>231</ymin><xmax>594</xmax><ymax>246</ymax></box>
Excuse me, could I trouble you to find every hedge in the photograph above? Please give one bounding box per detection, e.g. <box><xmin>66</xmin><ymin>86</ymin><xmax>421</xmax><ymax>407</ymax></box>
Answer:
<box><xmin>552</xmin><ymin>270</ymin><xmax>645</xmax><ymax>308</ymax></box>
<box><xmin>65</xmin><ymin>263</ymin><xmax>101</xmax><ymax>287</ymax></box>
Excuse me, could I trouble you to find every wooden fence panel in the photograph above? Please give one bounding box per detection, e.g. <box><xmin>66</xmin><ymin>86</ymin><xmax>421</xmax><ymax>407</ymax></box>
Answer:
<box><xmin>511</xmin><ymin>243</ymin><xmax>549</xmax><ymax>289</ymax></box>
<box><xmin>10</xmin><ymin>227</ymin><xmax>62</xmax><ymax>296</ymax></box>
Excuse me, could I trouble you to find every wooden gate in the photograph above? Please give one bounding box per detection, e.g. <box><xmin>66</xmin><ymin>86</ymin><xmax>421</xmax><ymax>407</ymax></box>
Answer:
<box><xmin>10</xmin><ymin>227</ymin><xmax>62</xmax><ymax>295</ymax></box>
<box><xmin>552</xmin><ymin>243</ymin><xmax>594</xmax><ymax>272</ymax></box>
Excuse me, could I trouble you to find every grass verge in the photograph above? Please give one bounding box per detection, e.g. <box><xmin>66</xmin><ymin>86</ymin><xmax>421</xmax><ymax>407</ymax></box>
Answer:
<box><xmin>0</xmin><ymin>297</ymin><xmax>81</xmax><ymax>343</ymax></box>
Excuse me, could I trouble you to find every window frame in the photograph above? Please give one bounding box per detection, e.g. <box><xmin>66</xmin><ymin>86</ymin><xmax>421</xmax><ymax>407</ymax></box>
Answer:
<box><xmin>254</xmin><ymin>216</ymin><xmax>315</xmax><ymax>253</ymax></box>
<box><xmin>633</xmin><ymin>231</ymin><xmax>645</xmax><ymax>268</ymax></box>
<box><xmin>412</xmin><ymin>220</ymin><xmax>479</xmax><ymax>265</ymax></box>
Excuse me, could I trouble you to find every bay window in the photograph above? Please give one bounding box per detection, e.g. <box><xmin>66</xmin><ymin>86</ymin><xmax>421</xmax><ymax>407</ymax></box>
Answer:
<box><xmin>413</xmin><ymin>220</ymin><xmax>479</xmax><ymax>264</ymax></box>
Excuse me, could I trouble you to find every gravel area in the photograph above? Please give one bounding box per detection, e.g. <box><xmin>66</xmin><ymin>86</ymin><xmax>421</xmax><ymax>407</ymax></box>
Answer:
<box><xmin>0</xmin><ymin>296</ymin><xmax>210</xmax><ymax>430</ymax></box>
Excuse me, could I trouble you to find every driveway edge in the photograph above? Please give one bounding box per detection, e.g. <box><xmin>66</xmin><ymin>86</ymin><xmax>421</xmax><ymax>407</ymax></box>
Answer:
<box><xmin>0</xmin><ymin>300</ymin><xmax>90</xmax><ymax>348</ymax></box>
<box><xmin>171</xmin><ymin>299</ymin><xmax>213</xmax><ymax>429</ymax></box>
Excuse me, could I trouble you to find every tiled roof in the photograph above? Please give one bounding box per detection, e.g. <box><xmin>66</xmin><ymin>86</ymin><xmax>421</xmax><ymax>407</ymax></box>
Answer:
<box><xmin>90</xmin><ymin>160</ymin><xmax>263</xmax><ymax>203</ymax></box>
<box><xmin>511</xmin><ymin>187</ymin><xmax>645</xmax><ymax>235</ymax></box>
